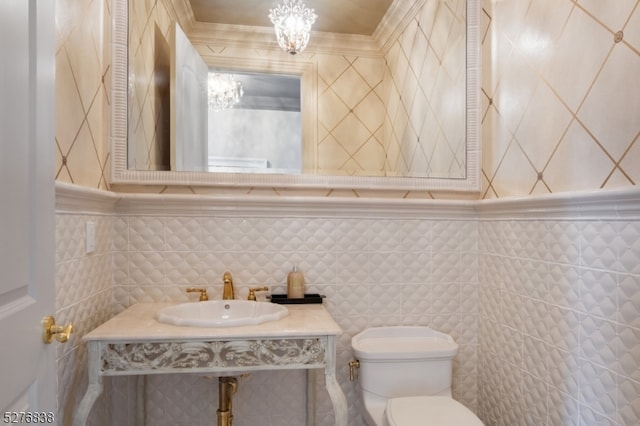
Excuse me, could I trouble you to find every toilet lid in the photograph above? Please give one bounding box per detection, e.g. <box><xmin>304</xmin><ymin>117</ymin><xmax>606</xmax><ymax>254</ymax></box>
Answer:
<box><xmin>385</xmin><ymin>396</ymin><xmax>483</xmax><ymax>426</ymax></box>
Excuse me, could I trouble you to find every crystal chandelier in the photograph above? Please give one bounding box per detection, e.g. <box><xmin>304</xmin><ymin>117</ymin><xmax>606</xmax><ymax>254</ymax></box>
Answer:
<box><xmin>268</xmin><ymin>0</ymin><xmax>317</xmax><ymax>55</ymax></box>
<box><xmin>208</xmin><ymin>73</ymin><xmax>244</xmax><ymax>111</ymax></box>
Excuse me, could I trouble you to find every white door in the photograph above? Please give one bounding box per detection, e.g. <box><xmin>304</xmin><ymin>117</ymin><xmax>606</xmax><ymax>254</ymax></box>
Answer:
<box><xmin>171</xmin><ymin>22</ymin><xmax>209</xmax><ymax>171</ymax></box>
<box><xmin>0</xmin><ymin>0</ymin><xmax>57</xmax><ymax>419</ymax></box>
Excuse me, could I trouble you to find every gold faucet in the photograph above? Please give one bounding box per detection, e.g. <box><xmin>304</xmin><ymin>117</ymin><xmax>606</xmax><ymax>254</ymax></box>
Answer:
<box><xmin>247</xmin><ymin>286</ymin><xmax>269</xmax><ymax>301</ymax></box>
<box><xmin>222</xmin><ymin>272</ymin><xmax>235</xmax><ymax>300</ymax></box>
<box><xmin>186</xmin><ymin>287</ymin><xmax>208</xmax><ymax>301</ymax></box>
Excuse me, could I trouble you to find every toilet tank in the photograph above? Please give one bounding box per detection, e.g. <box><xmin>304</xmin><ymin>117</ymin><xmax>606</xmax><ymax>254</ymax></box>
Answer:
<box><xmin>352</xmin><ymin>326</ymin><xmax>458</xmax><ymax>398</ymax></box>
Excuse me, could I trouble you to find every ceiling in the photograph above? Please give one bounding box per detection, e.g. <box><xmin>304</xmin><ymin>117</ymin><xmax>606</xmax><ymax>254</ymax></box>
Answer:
<box><xmin>188</xmin><ymin>0</ymin><xmax>395</xmax><ymax>35</ymax></box>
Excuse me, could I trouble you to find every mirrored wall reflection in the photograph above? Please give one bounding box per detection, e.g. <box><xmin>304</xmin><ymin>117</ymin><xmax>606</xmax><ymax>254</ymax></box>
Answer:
<box><xmin>207</xmin><ymin>72</ymin><xmax>302</xmax><ymax>174</ymax></box>
<box><xmin>127</xmin><ymin>0</ymin><xmax>303</xmax><ymax>174</ymax></box>
<box><xmin>127</xmin><ymin>0</ymin><xmax>469</xmax><ymax>180</ymax></box>
<box><xmin>127</xmin><ymin>0</ymin><xmax>173</xmax><ymax>171</ymax></box>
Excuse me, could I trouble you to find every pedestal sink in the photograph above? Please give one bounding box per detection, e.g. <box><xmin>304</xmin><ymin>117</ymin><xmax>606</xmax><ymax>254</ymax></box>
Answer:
<box><xmin>74</xmin><ymin>303</ymin><xmax>348</xmax><ymax>426</ymax></box>
<box><xmin>155</xmin><ymin>300</ymin><xmax>288</xmax><ymax>327</ymax></box>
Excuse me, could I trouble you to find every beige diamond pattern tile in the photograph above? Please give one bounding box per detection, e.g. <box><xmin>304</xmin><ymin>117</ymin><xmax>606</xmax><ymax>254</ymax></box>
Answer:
<box><xmin>579</xmin><ymin>0</ymin><xmax>637</xmax><ymax>33</ymax></box>
<box><xmin>620</xmin><ymin>138</ymin><xmax>640</xmax><ymax>186</ymax></box>
<box><xmin>354</xmin><ymin>91</ymin><xmax>385</xmax><ymax>133</ymax></box>
<box><xmin>493</xmin><ymin>49</ymin><xmax>540</xmax><ymax>136</ymax></box>
<box><xmin>579</xmin><ymin>42</ymin><xmax>640</xmax><ymax>162</ymax></box>
<box><xmin>65</xmin><ymin>122</ymin><xmax>103</xmax><ymax>187</ymax></box>
<box><xmin>353</xmin><ymin>139</ymin><xmax>386</xmax><ymax>173</ymax></box>
<box><xmin>331</xmin><ymin>66</ymin><xmax>371</xmax><ymax>110</ymax></box>
<box><xmin>318</xmin><ymin>88</ymin><xmax>349</xmax><ymax>131</ymax></box>
<box><xmin>331</xmin><ymin>113</ymin><xmax>373</xmax><ymax>155</ymax></box>
<box><xmin>626</xmin><ymin>4</ymin><xmax>640</xmax><ymax>51</ymax></box>
<box><xmin>543</xmin><ymin>7</ymin><xmax>612</xmax><ymax>112</ymax></box>
<box><xmin>491</xmin><ymin>141</ymin><xmax>538</xmax><ymax>197</ymax></box>
<box><xmin>390</xmin><ymin>43</ymin><xmax>410</xmax><ymax>95</ymax></box>
<box><xmin>515</xmin><ymin>81</ymin><xmax>573</xmax><ymax>172</ymax></box>
<box><xmin>317</xmin><ymin>54</ymin><xmax>351</xmax><ymax>86</ymax></box>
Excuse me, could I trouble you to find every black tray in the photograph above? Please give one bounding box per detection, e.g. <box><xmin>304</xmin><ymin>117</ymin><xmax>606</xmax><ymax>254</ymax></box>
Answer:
<box><xmin>269</xmin><ymin>293</ymin><xmax>325</xmax><ymax>304</ymax></box>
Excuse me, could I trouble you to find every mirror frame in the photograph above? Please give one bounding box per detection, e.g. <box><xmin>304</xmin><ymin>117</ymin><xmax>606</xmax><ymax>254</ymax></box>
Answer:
<box><xmin>110</xmin><ymin>0</ymin><xmax>480</xmax><ymax>192</ymax></box>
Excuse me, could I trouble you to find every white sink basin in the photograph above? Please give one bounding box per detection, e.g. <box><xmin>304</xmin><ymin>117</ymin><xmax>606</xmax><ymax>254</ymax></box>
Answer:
<box><xmin>155</xmin><ymin>300</ymin><xmax>288</xmax><ymax>327</ymax></box>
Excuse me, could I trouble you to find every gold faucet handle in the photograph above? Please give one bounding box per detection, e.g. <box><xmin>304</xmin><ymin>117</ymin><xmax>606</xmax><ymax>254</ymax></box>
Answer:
<box><xmin>187</xmin><ymin>287</ymin><xmax>209</xmax><ymax>301</ymax></box>
<box><xmin>247</xmin><ymin>286</ymin><xmax>269</xmax><ymax>301</ymax></box>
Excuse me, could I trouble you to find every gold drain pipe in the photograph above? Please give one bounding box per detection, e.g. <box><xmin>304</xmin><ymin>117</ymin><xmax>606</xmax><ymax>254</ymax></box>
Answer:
<box><xmin>217</xmin><ymin>377</ymin><xmax>238</xmax><ymax>426</ymax></box>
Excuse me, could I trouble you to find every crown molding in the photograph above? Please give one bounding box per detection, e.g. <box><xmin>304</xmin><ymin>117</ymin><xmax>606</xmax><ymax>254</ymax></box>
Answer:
<box><xmin>188</xmin><ymin>23</ymin><xmax>382</xmax><ymax>57</ymax></box>
<box><xmin>185</xmin><ymin>0</ymin><xmax>424</xmax><ymax>57</ymax></box>
<box><xmin>165</xmin><ymin>0</ymin><xmax>195</xmax><ymax>33</ymax></box>
<box><xmin>373</xmin><ymin>0</ymin><xmax>426</xmax><ymax>53</ymax></box>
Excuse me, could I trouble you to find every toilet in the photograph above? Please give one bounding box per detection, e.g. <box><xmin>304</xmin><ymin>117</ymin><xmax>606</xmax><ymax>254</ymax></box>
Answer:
<box><xmin>351</xmin><ymin>326</ymin><xmax>483</xmax><ymax>426</ymax></box>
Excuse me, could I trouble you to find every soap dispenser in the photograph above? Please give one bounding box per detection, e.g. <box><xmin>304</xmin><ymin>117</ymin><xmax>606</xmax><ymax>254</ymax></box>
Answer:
<box><xmin>287</xmin><ymin>266</ymin><xmax>305</xmax><ymax>299</ymax></box>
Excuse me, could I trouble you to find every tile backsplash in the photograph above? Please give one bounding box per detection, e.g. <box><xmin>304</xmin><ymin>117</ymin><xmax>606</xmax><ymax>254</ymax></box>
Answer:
<box><xmin>55</xmin><ymin>213</ymin><xmax>114</xmax><ymax>425</ymax></box>
<box><xmin>479</xmin><ymin>218</ymin><xmax>640</xmax><ymax>426</ymax></box>
<box><xmin>55</xmin><ymin>185</ymin><xmax>640</xmax><ymax>425</ymax></box>
<box><xmin>111</xmin><ymin>213</ymin><xmax>479</xmax><ymax>425</ymax></box>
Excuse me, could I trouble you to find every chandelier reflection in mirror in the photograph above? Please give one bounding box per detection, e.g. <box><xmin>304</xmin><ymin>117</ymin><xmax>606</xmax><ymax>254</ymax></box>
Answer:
<box><xmin>268</xmin><ymin>0</ymin><xmax>317</xmax><ymax>55</ymax></box>
<box><xmin>208</xmin><ymin>73</ymin><xmax>244</xmax><ymax>111</ymax></box>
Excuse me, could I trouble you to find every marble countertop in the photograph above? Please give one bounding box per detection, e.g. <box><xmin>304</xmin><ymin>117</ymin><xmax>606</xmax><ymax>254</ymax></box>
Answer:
<box><xmin>84</xmin><ymin>302</ymin><xmax>342</xmax><ymax>342</ymax></box>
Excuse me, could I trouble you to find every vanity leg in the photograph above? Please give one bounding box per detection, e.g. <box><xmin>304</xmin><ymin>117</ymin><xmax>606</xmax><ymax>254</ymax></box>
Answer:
<box><xmin>325</xmin><ymin>337</ymin><xmax>348</xmax><ymax>426</ymax></box>
<box><xmin>306</xmin><ymin>369</ymin><xmax>316</xmax><ymax>426</ymax></box>
<box><xmin>73</xmin><ymin>342</ymin><xmax>103</xmax><ymax>426</ymax></box>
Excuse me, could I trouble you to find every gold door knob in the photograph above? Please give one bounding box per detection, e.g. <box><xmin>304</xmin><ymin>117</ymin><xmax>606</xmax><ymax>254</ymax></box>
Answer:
<box><xmin>42</xmin><ymin>316</ymin><xmax>73</xmax><ymax>344</ymax></box>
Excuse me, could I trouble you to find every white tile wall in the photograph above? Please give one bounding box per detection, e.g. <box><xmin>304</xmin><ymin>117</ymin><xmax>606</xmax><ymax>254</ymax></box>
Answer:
<box><xmin>479</xmin><ymin>219</ymin><xmax>640</xmax><ymax>426</ymax></box>
<box><xmin>56</xmin><ymin>213</ymin><xmax>114</xmax><ymax>425</ymax></box>
<box><xmin>111</xmin><ymin>214</ymin><xmax>479</xmax><ymax>425</ymax></box>
<box><xmin>55</xmin><ymin>187</ymin><xmax>640</xmax><ymax>426</ymax></box>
